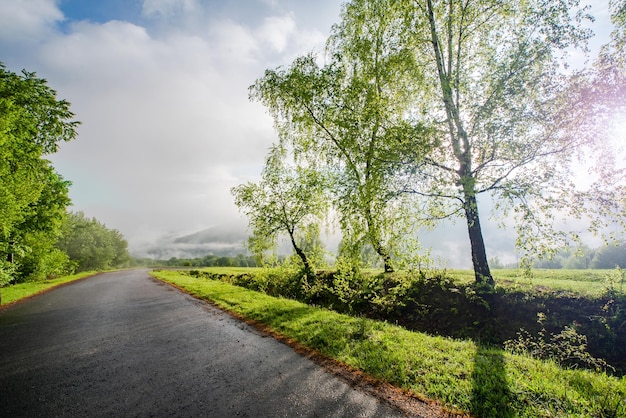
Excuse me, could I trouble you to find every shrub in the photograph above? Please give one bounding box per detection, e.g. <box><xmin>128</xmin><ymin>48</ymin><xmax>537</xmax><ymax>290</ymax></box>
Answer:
<box><xmin>504</xmin><ymin>313</ymin><xmax>614</xmax><ymax>373</ymax></box>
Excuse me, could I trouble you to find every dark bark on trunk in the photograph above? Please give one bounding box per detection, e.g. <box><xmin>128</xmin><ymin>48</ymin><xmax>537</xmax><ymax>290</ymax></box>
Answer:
<box><xmin>462</xmin><ymin>192</ymin><xmax>494</xmax><ymax>289</ymax></box>
<box><xmin>288</xmin><ymin>230</ymin><xmax>314</xmax><ymax>278</ymax></box>
<box><xmin>365</xmin><ymin>201</ymin><xmax>396</xmax><ymax>273</ymax></box>
<box><xmin>365</xmin><ymin>211</ymin><xmax>395</xmax><ymax>273</ymax></box>
<box><xmin>425</xmin><ymin>0</ymin><xmax>492</xmax><ymax>288</ymax></box>
<box><xmin>374</xmin><ymin>242</ymin><xmax>395</xmax><ymax>273</ymax></box>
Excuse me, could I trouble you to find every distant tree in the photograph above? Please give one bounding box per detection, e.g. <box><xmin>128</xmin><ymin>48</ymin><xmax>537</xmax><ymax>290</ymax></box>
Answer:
<box><xmin>489</xmin><ymin>257</ymin><xmax>504</xmax><ymax>270</ymax></box>
<box><xmin>202</xmin><ymin>255</ymin><xmax>218</xmax><ymax>266</ymax></box>
<box><xmin>232</xmin><ymin>146</ymin><xmax>328</xmax><ymax>279</ymax></box>
<box><xmin>591</xmin><ymin>242</ymin><xmax>626</xmax><ymax>269</ymax></box>
<box><xmin>0</xmin><ymin>63</ymin><xmax>79</xmax><ymax>283</ymax></box>
<box><xmin>561</xmin><ymin>246</ymin><xmax>596</xmax><ymax>269</ymax></box>
<box><xmin>534</xmin><ymin>257</ymin><xmax>564</xmax><ymax>270</ymax></box>
<box><xmin>235</xmin><ymin>254</ymin><xmax>256</xmax><ymax>267</ymax></box>
<box><xmin>56</xmin><ymin>212</ymin><xmax>130</xmax><ymax>272</ymax></box>
<box><xmin>14</xmin><ymin>169</ymin><xmax>73</xmax><ymax>280</ymax></box>
<box><xmin>109</xmin><ymin>228</ymin><xmax>131</xmax><ymax>267</ymax></box>
<box><xmin>216</xmin><ymin>257</ymin><xmax>234</xmax><ymax>267</ymax></box>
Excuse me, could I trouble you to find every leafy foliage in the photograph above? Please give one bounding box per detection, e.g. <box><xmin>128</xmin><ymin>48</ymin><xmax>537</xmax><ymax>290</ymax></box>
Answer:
<box><xmin>505</xmin><ymin>313</ymin><xmax>614</xmax><ymax>373</ymax></box>
<box><xmin>56</xmin><ymin>212</ymin><xmax>130</xmax><ymax>272</ymax></box>
<box><xmin>592</xmin><ymin>242</ymin><xmax>626</xmax><ymax>269</ymax></box>
<box><xmin>246</xmin><ymin>0</ymin><xmax>626</xmax><ymax>287</ymax></box>
<box><xmin>232</xmin><ymin>146</ymin><xmax>328</xmax><ymax>277</ymax></box>
<box><xmin>0</xmin><ymin>64</ymin><xmax>133</xmax><ymax>283</ymax></box>
<box><xmin>0</xmin><ymin>63</ymin><xmax>78</xmax><ymax>282</ymax></box>
<box><xmin>249</xmin><ymin>3</ymin><xmax>433</xmax><ymax>272</ymax></box>
<box><xmin>393</xmin><ymin>0</ymin><xmax>616</xmax><ymax>286</ymax></box>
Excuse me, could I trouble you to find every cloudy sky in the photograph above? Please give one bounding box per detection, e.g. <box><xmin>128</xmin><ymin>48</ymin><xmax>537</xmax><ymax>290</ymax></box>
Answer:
<box><xmin>0</xmin><ymin>0</ymin><xmax>618</xmax><ymax>266</ymax></box>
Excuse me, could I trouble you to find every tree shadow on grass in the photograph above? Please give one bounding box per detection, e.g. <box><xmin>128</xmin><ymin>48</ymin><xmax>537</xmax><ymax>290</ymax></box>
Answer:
<box><xmin>471</xmin><ymin>344</ymin><xmax>514</xmax><ymax>418</ymax></box>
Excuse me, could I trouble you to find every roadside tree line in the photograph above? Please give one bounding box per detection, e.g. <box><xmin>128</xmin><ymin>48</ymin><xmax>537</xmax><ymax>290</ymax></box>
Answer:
<box><xmin>233</xmin><ymin>0</ymin><xmax>626</xmax><ymax>290</ymax></box>
<box><xmin>0</xmin><ymin>64</ymin><xmax>129</xmax><ymax>285</ymax></box>
<box><xmin>135</xmin><ymin>254</ymin><xmax>258</xmax><ymax>268</ymax></box>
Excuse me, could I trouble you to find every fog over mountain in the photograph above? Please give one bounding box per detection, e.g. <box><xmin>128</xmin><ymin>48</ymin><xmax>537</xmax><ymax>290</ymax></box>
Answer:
<box><xmin>135</xmin><ymin>209</ymin><xmax>519</xmax><ymax>269</ymax></box>
<box><xmin>137</xmin><ymin>222</ymin><xmax>249</xmax><ymax>260</ymax></box>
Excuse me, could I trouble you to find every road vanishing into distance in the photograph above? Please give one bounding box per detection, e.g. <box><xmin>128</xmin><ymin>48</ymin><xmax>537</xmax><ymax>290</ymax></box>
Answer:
<box><xmin>0</xmin><ymin>270</ymin><xmax>411</xmax><ymax>417</ymax></box>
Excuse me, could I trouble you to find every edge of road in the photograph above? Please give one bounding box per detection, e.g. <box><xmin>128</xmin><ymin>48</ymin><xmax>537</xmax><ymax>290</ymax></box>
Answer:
<box><xmin>0</xmin><ymin>270</ymin><xmax>132</xmax><ymax>312</ymax></box>
<box><xmin>150</xmin><ymin>272</ymin><xmax>465</xmax><ymax>418</ymax></box>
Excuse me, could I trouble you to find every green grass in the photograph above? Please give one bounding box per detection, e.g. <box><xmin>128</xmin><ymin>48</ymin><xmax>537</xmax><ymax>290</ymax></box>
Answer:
<box><xmin>192</xmin><ymin>266</ymin><xmax>621</xmax><ymax>298</ymax></box>
<box><xmin>152</xmin><ymin>269</ymin><xmax>626</xmax><ymax>418</ymax></box>
<box><xmin>446</xmin><ymin>268</ymin><xmax>622</xmax><ymax>298</ymax></box>
<box><xmin>188</xmin><ymin>266</ymin><xmax>265</xmax><ymax>275</ymax></box>
<box><xmin>0</xmin><ymin>271</ymin><xmax>100</xmax><ymax>306</ymax></box>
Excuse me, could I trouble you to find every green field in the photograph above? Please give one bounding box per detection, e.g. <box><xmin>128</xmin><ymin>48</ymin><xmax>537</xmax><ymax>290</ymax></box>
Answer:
<box><xmin>454</xmin><ymin>268</ymin><xmax>624</xmax><ymax>298</ymax></box>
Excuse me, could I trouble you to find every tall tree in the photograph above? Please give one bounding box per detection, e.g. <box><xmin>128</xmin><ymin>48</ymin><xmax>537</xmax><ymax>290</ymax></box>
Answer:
<box><xmin>390</xmin><ymin>0</ymin><xmax>604</xmax><ymax>287</ymax></box>
<box><xmin>231</xmin><ymin>147</ymin><xmax>328</xmax><ymax>278</ymax></box>
<box><xmin>0</xmin><ymin>63</ymin><xmax>79</xmax><ymax>282</ymax></box>
<box><xmin>250</xmin><ymin>2</ymin><xmax>432</xmax><ymax>272</ymax></box>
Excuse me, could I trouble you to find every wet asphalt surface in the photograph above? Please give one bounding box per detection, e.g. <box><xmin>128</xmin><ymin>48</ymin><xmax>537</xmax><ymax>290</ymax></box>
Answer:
<box><xmin>0</xmin><ymin>270</ymin><xmax>407</xmax><ymax>417</ymax></box>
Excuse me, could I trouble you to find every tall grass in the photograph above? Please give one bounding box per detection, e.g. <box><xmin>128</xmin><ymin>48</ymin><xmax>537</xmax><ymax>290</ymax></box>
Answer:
<box><xmin>152</xmin><ymin>269</ymin><xmax>626</xmax><ymax>418</ymax></box>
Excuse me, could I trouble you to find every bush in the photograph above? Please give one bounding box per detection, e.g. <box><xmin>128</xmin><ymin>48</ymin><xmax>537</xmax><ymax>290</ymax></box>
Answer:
<box><xmin>0</xmin><ymin>261</ymin><xmax>17</xmax><ymax>287</ymax></box>
<box><xmin>504</xmin><ymin>313</ymin><xmax>614</xmax><ymax>373</ymax></box>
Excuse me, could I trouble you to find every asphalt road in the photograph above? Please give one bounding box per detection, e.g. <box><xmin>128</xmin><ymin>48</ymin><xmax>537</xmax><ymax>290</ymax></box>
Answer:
<box><xmin>0</xmin><ymin>270</ymin><xmax>408</xmax><ymax>417</ymax></box>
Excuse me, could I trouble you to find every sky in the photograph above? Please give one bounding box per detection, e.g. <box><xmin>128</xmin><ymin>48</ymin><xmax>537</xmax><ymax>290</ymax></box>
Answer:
<box><xmin>0</xmin><ymin>0</ymin><xmax>619</xmax><ymax>266</ymax></box>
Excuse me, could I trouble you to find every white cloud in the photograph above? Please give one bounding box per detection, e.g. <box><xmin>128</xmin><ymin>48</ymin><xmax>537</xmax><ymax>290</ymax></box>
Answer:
<box><xmin>141</xmin><ymin>0</ymin><xmax>200</xmax><ymax>18</ymax></box>
<box><xmin>0</xmin><ymin>0</ymin><xmax>63</xmax><ymax>42</ymax></box>
<box><xmin>208</xmin><ymin>19</ymin><xmax>262</xmax><ymax>64</ymax></box>
<box><xmin>41</xmin><ymin>20</ymin><xmax>156</xmax><ymax>83</ymax></box>
<box><xmin>0</xmin><ymin>2</ymin><xmax>268</xmax><ymax>258</ymax></box>
<box><xmin>260</xmin><ymin>0</ymin><xmax>279</xmax><ymax>8</ymax></box>
<box><xmin>29</xmin><ymin>13</ymin><xmax>292</xmax><ymax>251</ymax></box>
<box><xmin>257</xmin><ymin>14</ymin><xmax>297</xmax><ymax>53</ymax></box>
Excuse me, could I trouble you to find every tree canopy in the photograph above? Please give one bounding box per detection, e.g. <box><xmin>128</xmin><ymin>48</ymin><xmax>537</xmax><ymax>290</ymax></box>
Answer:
<box><xmin>0</xmin><ymin>64</ymin><xmax>78</xmax><ymax>241</ymax></box>
<box><xmin>1</xmin><ymin>64</ymin><xmax>130</xmax><ymax>284</ymax></box>
<box><xmin>56</xmin><ymin>212</ymin><xmax>130</xmax><ymax>272</ymax></box>
<box><xmin>0</xmin><ymin>63</ymin><xmax>80</xmax><ymax>283</ymax></box>
<box><xmin>393</xmin><ymin>0</ymin><xmax>606</xmax><ymax>286</ymax></box>
<box><xmin>250</xmin><ymin>2</ymin><xmax>433</xmax><ymax>273</ymax></box>
<box><xmin>232</xmin><ymin>146</ymin><xmax>328</xmax><ymax>277</ymax></box>
<box><xmin>244</xmin><ymin>0</ymin><xmax>626</xmax><ymax>288</ymax></box>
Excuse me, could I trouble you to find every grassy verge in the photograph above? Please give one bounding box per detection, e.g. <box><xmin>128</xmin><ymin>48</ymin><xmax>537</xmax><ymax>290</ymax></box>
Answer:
<box><xmin>152</xmin><ymin>269</ymin><xmax>626</xmax><ymax>418</ymax></box>
<box><xmin>0</xmin><ymin>271</ymin><xmax>100</xmax><ymax>306</ymax></box>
